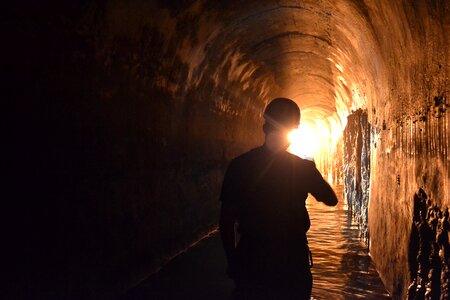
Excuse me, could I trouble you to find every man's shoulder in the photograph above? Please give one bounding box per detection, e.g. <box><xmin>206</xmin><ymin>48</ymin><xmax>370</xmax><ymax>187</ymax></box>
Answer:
<box><xmin>285</xmin><ymin>151</ymin><xmax>316</xmax><ymax>168</ymax></box>
<box><xmin>224</xmin><ymin>147</ymin><xmax>263</xmax><ymax>179</ymax></box>
<box><xmin>231</xmin><ymin>146</ymin><xmax>264</xmax><ymax>163</ymax></box>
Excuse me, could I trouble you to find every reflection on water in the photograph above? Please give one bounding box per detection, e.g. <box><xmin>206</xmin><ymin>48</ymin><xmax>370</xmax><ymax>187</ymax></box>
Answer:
<box><xmin>307</xmin><ymin>185</ymin><xmax>391</xmax><ymax>300</ymax></box>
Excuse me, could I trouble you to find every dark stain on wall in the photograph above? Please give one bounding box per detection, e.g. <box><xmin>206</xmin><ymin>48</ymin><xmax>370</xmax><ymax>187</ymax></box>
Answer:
<box><xmin>408</xmin><ymin>188</ymin><xmax>450</xmax><ymax>300</ymax></box>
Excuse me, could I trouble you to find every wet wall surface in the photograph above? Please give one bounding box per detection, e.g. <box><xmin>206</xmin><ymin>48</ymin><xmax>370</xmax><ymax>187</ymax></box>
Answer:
<box><xmin>7</xmin><ymin>0</ymin><xmax>449</xmax><ymax>299</ymax></box>
<box><xmin>344</xmin><ymin>109</ymin><xmax>371</xmax><ymax>242</ymax></box>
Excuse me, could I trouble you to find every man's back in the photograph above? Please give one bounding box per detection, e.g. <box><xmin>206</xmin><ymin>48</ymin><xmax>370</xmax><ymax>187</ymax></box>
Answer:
<box><xmin>223</xmin><ymin>146</ymin><xmax>311</xmax><ymax>237</ymax></box>
<box><xmin>220</xmin><ymin>146</ymin><xmax>334</xmax><ymax>276</ymax></box>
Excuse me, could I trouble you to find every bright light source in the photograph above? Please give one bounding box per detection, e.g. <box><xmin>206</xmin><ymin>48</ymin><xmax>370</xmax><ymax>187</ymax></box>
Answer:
<box><xmin>287</xmin><ymin>124</ymin><xmax>321</xmax><ymax>160</ymax></box>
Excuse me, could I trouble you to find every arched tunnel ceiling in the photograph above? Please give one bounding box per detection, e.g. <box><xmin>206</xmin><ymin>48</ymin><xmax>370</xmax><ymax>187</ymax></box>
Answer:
<box><xmin>179</xmin><ymin>0</ymin><xmax>388</xmax><ymax>132</ymax></box>
<box><xmin>135</xmin><ymin>0</ymin><xmax>448</xmax><ymax>150</ymax></box>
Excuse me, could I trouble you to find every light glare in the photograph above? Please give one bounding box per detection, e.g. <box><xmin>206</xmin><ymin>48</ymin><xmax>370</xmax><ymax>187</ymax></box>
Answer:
<box><xmin>287</xmin><ymin>124</ymin><xmax>320</xmax><ymax>160</ymax></box>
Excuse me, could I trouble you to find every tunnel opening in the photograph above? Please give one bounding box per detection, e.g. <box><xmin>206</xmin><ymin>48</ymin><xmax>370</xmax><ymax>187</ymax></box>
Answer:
<box><xmin>288</xmin><ymin>107</ymin><xmax>372</xmax><ymax>244</ymax></box>
<box><xmin>287</xmin><ymin>113</ymin><xmax>345</xmax><ymax>186</ymax></box>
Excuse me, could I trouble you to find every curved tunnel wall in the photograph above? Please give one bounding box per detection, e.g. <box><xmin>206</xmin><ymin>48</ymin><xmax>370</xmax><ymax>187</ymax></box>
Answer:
<box><xmin>366</xmin><ymin>1</ymin><xmax>449</xmax><ymax>298</ymax></box>
<box><xmin>10</xmin><ymin>0</ymin><xmax>449</xmax><ymax>299</ymax></box>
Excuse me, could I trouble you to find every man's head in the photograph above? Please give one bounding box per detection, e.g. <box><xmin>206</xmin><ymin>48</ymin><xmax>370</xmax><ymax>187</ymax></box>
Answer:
<box><xmin>263</xmin><ymin>98</ymin><xmax>301</xmax><ymax>152</ymax></box>
<box><xmin>263</xmin><ymin>98</ymin><xmax>301</xmax><ymax>134</ymax></box>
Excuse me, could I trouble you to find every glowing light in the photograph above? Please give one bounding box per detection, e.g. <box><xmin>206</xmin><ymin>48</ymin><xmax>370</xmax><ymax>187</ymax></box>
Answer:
<box><xmin>287</xmin><ymin>124</ymin><xmax>321</xmax><ymax>160</ymax></box>
<box><xmin>287</xmin><ymin>115</ymin><xmax>344</xmax><ymax>162</ymax></box>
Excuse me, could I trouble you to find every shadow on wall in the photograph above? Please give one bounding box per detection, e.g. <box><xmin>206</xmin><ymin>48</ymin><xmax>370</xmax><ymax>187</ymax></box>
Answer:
<box><xmin>408</xmin><ymin>188</ymin><xmax>450</xmax><ymax>300</ymax></box>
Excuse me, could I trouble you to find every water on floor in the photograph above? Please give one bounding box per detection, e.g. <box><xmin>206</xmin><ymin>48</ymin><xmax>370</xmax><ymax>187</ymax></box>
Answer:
<box><xmin>307</xmin><ymin>185</ymin><xmax>390</xmax><ymax>299</ymax></box>
<box><xmin>122</xmin><ymin>185</ymin><xmax>390</xmax><ymax>300</ymax></box>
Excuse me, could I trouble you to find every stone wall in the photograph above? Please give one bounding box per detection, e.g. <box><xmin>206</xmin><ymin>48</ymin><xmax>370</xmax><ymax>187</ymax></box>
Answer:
<box><xmin>366</xmin><ymin>2</ymin><xmax>449</xmax><ymax>298</ymax></box>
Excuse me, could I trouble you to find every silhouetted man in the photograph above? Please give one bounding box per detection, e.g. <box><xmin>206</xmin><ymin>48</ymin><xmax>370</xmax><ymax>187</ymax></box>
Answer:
<box><xmin>219</xmin><ymin>98</ymin><xmax>338</xmax><ymax>299</ymax></box>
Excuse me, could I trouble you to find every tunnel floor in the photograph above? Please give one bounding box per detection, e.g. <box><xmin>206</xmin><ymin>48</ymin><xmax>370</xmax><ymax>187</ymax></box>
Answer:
<box><xmin>121</xmin><ymin>186</ymin><xmax>391</xmax><ymax>300</ymax></box>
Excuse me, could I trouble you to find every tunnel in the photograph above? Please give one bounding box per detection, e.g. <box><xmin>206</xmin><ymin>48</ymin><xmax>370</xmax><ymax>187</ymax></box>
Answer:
<box><xmin>8</xmin><ymin>0</ymin><xmax>449</xmax><ymax>299</ymax></box>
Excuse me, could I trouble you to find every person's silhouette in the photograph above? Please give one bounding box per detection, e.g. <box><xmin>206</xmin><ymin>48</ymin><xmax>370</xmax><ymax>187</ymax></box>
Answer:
<box><xmin>219</xmin><ymin>98</ymin><xmax>338</xmax><ymax>299</ymax></box>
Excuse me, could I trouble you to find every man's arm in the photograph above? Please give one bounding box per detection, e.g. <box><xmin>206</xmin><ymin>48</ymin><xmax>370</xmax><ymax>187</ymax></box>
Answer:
<box><xmin>309</xmin><ymin>164</ymin><xmax>338</xmax><ymax>206</ymax></box>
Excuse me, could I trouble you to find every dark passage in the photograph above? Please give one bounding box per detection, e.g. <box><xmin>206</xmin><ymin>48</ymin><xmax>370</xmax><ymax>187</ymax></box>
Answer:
<box><xmin>122</xmin><ymin>186</ymin><xmax>390</xmax><ymax>300</ymax></box>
